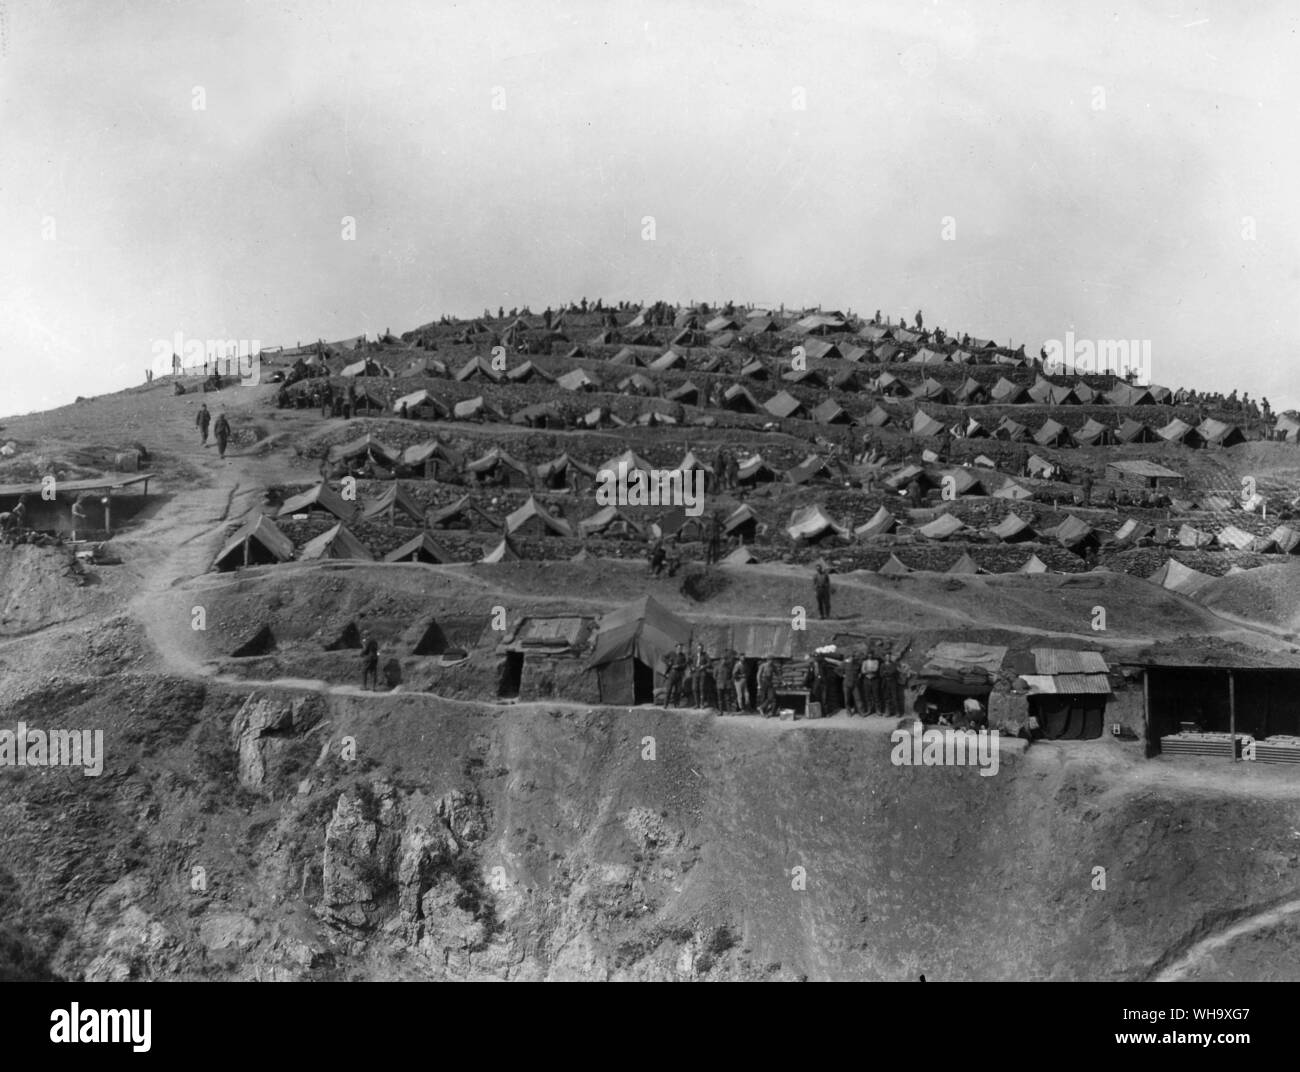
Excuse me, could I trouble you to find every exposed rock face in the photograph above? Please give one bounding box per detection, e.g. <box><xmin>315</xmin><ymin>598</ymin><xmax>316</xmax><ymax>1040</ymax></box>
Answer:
<box><xmin>229</xmin><ymin>693</ymin><xmax>321</xmax><ymax>791</ymax></box>
<box><xmin>320</xmin><ymin>782</ymin><xmax>496</xmax><ymax>967</ymax></box>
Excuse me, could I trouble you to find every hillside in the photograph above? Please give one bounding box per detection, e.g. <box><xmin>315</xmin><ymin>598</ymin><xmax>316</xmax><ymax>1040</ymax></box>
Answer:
<box><xmin>1</xmin><ymin>303</ymin><xmax>1299</xmax><ymax>981</ymax></box>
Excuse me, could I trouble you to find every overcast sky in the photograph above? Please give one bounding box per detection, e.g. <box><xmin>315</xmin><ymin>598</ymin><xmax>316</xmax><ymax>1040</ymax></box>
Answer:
<box><xmin>2</xmin><ymin>0</ymin><xmax>1297</xmax><ymax>418</ymax></box>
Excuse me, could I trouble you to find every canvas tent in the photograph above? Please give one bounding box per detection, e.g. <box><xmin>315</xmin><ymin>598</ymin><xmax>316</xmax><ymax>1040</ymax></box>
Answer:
<box><xmin>505</xmin><ymin>496</ymin><xmax>573</xmax><ymax>538</ymax></box>
<box><xmin>1075</xmin><ymin>418</ymin><xmax>1114</xmax><ymax>446</ymax></box>
<box><xmin>298</xmin><ymin>522</ymin><xmax>374</xmax><ymax>562</ymax></box>
<box><xmin>393</xmin><ymin>389</ymin><xmax>449</xmax><ymax>420</ymax></box>
<box><xmin>556</xmin><ymin>369</ymin><xmax>596</xmax><ymax>392</ymax></box>
<box><xmin>990</xmin><ymin>512</ymin><xmax>1036</xmax><ymax>543</ymax></box>
<box><xmin>1034</xmin><ymin>418</ymin><xmax>1075</xmax><ymax>447</ymax></box>
<box><xmin>578</xmin><ymin>505</ymin><xmax>644</xmax><ymax>540</ymax></box>
<box><xmin>213</xmin><ymin>514</ymin><xmax>294</xmax><ymax>572</ymax></box>
<box><xmin>1115</xmin><ymin>418</ymin><xmax>1155</xmax><ymax>444</ymax></box>
<box><xmin>467</xmin><ymin>447</ymin><xmax>533</xmax><ymax>487</ymax></box>
<box><xmin>1157</xmin><ymin>418</ymin><xmax>1204</xmax><ymax>448</ymax></box>
<box><xmin>589</xmin><ymin>596</ymin><xmax>692</xmax><ymax>705</ymax></box>
<box><xmin>1018</xmin><ymin>554</ymin><xmax>1051</xmax><ymax>574</ymax></box>
<box><xmin>917</xmin><ymin>513</ymin><xmax>968</xmax><ymax>541</ymax></box>
<box><xmin>383</xmin><ymin>532</ymin><xmax>455</xmax><ymax>564</ymax></box>
<box><xmin>877</xmin><ymin>554</ymin><xmax>913</xmax><ymax>577</ymax></box>
<box><xmin>1016</xmin><ymin>649</ymin><xmax>1111</xmax><ymax>740</ymax></box>
<box><xmin>912</xmin><ymin>410</ymin><xmax>946</xmax><ymax>437</ymax></box>
<box><xmin>430</xmin><ymin>495</ymin><xmax>500</xmax><ymax>530</ymax></box>
<box><xmin>764</xmin><ymin>391</ymin><xmax>806</xmax><ymax>420</ymax></box>
<box><xmin>811</xmin><ymin>398</ymin><xmax>853</xmax><ymax>425</ymax></box>
<box><xmin>278</xmin><ymin>482</ymin><xmax>358</xmax><ymax>522</ymax></box>
<box><xmin>855</xmin><ymin>506</ymin><xmax>897</xmax><ymax>539</ymax></box>
<box><xmin>480</xmin><ymin>536</ymin><xmax>521</xmax><ymax>563</ymax></box>
<box><xmin>1196</xmin><ymin>418</ymin><xmax>1247</xmax><ymax>448</ymax></box>
<box><xmin>1147</xmin><ymin>558</ymin><xmax>1214</xmax><ymax>598</ymax></box>
<box><xmin>361</xmin><ymin>483</ymin><xmax>425</xmax><ymax>524</ymax></box>
<box><xmin>786</xmin><ymin>504</ymin><xmax>849</xmax><ymax>544</ymax></box>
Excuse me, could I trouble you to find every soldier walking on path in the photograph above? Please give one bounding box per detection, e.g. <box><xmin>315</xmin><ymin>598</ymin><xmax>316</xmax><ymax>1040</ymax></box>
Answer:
<box><xmin>213</xmin><ymin>412</ymin><xmax>231</xmax><ymax>458</ymax></box>
<box><xmin>196</xmin><ymin>403</ymin><xmax>211</xmax><ymax>444</ymax></box>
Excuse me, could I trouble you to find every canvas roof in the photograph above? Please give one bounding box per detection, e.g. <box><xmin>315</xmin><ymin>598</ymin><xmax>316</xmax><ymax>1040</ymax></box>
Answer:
<box><xmin>764</xmin><ymin>391</ymin><xmax>805</xmax><ymax>419</ymax></box>
<box><xmin>912</xmin><ymin>410</ymin><xmax>946</xmax><ymax>437</ymax></box>
<box><xmin>1157</xmin><ymin>418</ymin><xmax>1200</xmax><ymax>445</ymax></box>
<box><xmin>1053</xmin><ymin>515</ymin><xmax>1095</xmax><ymax>548</ymax></box>
<box><xmin>723</xmin><ymin>503</ymin><xmax>758</xmax><ymax>535</ymax></box>
<box><xmin>1115</xmin><ymin>418</ymin><xmax>1154</xmax><ymax>443</ymax></box>
<box><xmin>855</xmin><ymin>505</ymin><xmax>896</xmax><ymax>538</ymax></box>
<box><xmin>917</xmin><ymin>513</ymin><xmax>968</xmax><ymax>541</ymax></box>
<box><xmin>430</xmin><ymin>494</ymin><xmax>499</xmax><ymax>528</ymax></box>
<box><xmin>993</xmin><ymin>479</ymin><xmax>1033</xmax><ymax>500</ymax></box>
<box><xmin>455</xmin><ymin>355</ymin><xmax>503</xmax><ymax>383</ymax></box>
<box><xmin>991</xmin><ymin>377</ymin><xmax>1029</xmax><ymax>403</ymax></box>
<box><xmin>811</xmin><ymin>398</ymin><xmax>852</xmax><ymax>425</ymax></box>
<box><xmin>1148</xmin><ymin>558</ymin><xmax>1214</xmax><ymax>598</ymax></box>
<box><xmin>467</xmin><ymin>447</ymin><xmax>532</xmax><ymax>480</ymax></box>
<box><xmin>383</xmin><ymin>531</ymin><xmax>455</xmax><ymax>564</ymax></box>
<box><xmin>1196</xmin><ymin>418</ymin><xmax>1246</xmax><ymax>446</ymax></box>
<box><xmin>877</xmin><ymin>554</ymin><xmax>913</xmax><ymax>577</ymax></box>
<box><xmin>1034</xmin><ymin>418</ymin><xmax>1074</xmax><ymax>447</ymax></box>
<box><xmin>298</xmin><ymin>522</ymin><xmax>373</xmax><ymax>562</ymax></box>
<box><xmin>326</xmin><ymin>434</ymin><xmax>401</xmax><ymax>466</ymax></box>
<box><xmin>721</xmin><ymin>545</ymin><xmax>759</xmax><ymax>565</ymax></box>
<box><xmin>921</xmin><ymin>642</ymin><xmax>1007</xmax><ymax>679</ymax></box>
<box><xmin>946</xmin><ymin>552</ymin><xmax>984</xmax><ymax>575</ymax></box>
<box><xmin>1018</xmin><ymin>554</ymin><xmax>1051</xmax><ymax>574</ymax></box>
<box><xmin>787</xmin><ymin>504</ymin><xmax>849</xmax><ymax>542</ymax></box>
<box><xmin>862</xmin><ymin>405</ymin><xmax>893</xmax><ymax>428</ymax></box>
<box><xmin>278</xmin><ymin>482</ymin><xmax>358</xmax><ymax>521</ymax></box>
<box><xmin>588</xmin><ymin>595</ymin><xmax>692</xmax><ymax>670</ymax></box>
<box><xmin>393</xmin><ymin>388</ymin><xmax>448</xmax><ymax>416</ymax></box>
<box><xmin>990</xmin><ymin>513</ymin><xmax>1035</xmax><ymax>541</ymax></box>
<box><xmin>361</xmin><ymin>483</ymin><xmax>425</xmax><ymax>523</ymax></box>
<box><xmin>214</xmin><ymin>514</ymin><xmax>294</xmax><ymax>569</ymax></box>
<box><xmin>505</xmin><ymin>496</ymin><xmax>573</xmax><ymax>537</ymax></box>
<box><xmin>578</xmin><ymin>504</ymin><xmax>644</xmax><ymax>538</ymax></box>
<box><xmin>480</xmin><ymin>536</ymin><xmax>521</xmax><ymax>563</ymax></box>
<box><xmin>555</xmin><ymin>368</ymin><xmax>596</xmax><ymax>393</ymax></box>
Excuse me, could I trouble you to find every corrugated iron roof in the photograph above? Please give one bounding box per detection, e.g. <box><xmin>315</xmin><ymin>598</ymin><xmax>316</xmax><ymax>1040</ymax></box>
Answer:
<box><xmin>1031</xmin><ymin>648</ymin><xmax>1109</xmax><ymax>675</ymax></box>
<box><xmin>1019</xmin><ymin>673</ymin><xmax>1112</xmax><ymax>695</ymax></box>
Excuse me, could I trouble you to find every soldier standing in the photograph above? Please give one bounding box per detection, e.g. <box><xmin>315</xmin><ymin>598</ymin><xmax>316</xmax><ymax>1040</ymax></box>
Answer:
<box><xmin>842</xmin><ymin>648</ymin><xmax>861</xmax><ymax>716</ymax></box>
<box><xmin>813</xmin><ymin>564</ymin><xmax>832</xmax><ymax>620</ymax></box>
<box><xmin>862</xmin><ymin>645</ymin><xmax>882</xmax><ymax>714</ymax></box>
<box><xmin>664</xmin><ymin>643</ymin><xmax>687</xmax><ymax>707</ymax></box>
<box><xmin>196</xmin><ymin>403</ymin><xmax>211</xmax><ymax>445</ymax></box>
<box><xmin>732</xmin><ymin>655</ymin><xmax>750</xmax><ymax>712</ymax></box>
<box><xmin>757</xmin><ymin>656</ymin><xmax>778</xmax><ymax>717</ymax></box>
<box><xmin>691</xmin><ymin>642</ymin><xmax>710</xmax><ymax>708</ymax></box>
<box><xmin>360</xmin><ymin>633</ymin><xmax>379</xmax><ymax>690</ymax></box>
<box><xmin>714</xmin><ymin>650</ymin><xmax>734</xmax><ymax>714</ymax></box>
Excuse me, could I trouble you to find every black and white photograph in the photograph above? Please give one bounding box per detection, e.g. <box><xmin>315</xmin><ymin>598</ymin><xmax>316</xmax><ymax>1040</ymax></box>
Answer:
<box><xmin>1</xmin><ymin>0</ymin><xmax>1298</xmax><ymax>1035</ymax></box>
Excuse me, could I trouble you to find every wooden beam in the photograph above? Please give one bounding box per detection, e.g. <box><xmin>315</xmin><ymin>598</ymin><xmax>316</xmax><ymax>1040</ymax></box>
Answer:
<box><xmin>1228</xmin><ymin>669</ymin><xmax>1237</xmax><ymax>762</ymax></box>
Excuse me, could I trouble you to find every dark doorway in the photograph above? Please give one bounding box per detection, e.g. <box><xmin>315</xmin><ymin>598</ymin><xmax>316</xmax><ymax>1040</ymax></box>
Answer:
<box><xmin>499</xmin><ymin>652</ymin><xmax>524</xmax><ymax>698</ymax></box>
<box><xmin>413</xmin><ymin>619</ymin><xmax>449</xmax><ymax>656</ymax></box>
<box><xmin>1032</xmin><ymin>696</ymin><xmax>1104</xmax><ymax>740</ymax></box>
<box><xmin>633</xmin><ymin>659</ymin><xmax>655</xmax><ymax>705</ymax></box>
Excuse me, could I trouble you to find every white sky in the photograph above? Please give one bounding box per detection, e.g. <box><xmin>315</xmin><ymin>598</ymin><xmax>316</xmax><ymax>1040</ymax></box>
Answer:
<box><xmin>2</xmin><ymin>0</ymin><xmax>1297</xmax><ymax>417</ymax></box>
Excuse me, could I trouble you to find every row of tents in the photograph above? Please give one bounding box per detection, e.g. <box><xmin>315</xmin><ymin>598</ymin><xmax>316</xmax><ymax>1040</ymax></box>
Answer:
<box><xmin>904</xmin><ymin>408</ymin><xmax>1247</xmax><ymax>448</ymax></box>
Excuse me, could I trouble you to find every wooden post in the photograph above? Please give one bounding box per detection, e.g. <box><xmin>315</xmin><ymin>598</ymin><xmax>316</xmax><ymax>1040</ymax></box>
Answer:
<box><xmin>102</xmin><ymin>497</ymin><xmax>112</xmax><ymax>537</ymax></box>
<box><xmin>1228</xmin><ymin>669</ymin><xmax>1237</xmax><ymax>762</ymax></box>
<box><xmin>1142</xmin><ymin>668</ymin><xmax>1152</xmax><ymax>757</ymax></box>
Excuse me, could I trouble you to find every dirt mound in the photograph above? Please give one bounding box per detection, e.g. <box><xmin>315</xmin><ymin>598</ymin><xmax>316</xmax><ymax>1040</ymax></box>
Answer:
<box><xmin>1198</xmin><ymin>562</ymin><xmax>1300</xmax><ymax>633</ymax></box>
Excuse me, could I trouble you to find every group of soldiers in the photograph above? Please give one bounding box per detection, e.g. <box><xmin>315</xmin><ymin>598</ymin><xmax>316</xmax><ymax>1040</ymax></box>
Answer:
<box><xmin>195</xmin><ymin>404</ymin><xmax>232</xmax><ymax>458</ymax></box>
<box><xmin>660</xmin><ymin>639</ymin><xmax>907</xmax><ymax>718</ymax></box>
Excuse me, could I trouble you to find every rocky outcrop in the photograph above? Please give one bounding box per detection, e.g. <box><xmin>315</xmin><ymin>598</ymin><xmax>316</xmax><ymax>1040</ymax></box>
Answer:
<box><xmin>229</xmin><ymin>693</ymin><xmax>322</xmax><ymax>791</ymax></box>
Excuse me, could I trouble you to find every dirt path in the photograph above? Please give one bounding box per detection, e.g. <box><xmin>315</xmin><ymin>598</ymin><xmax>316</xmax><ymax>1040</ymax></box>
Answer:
<box><xmin>1153</xmin><ymin>897</ymin><xmax>1300</xmax><ymax>981</ymax></box>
